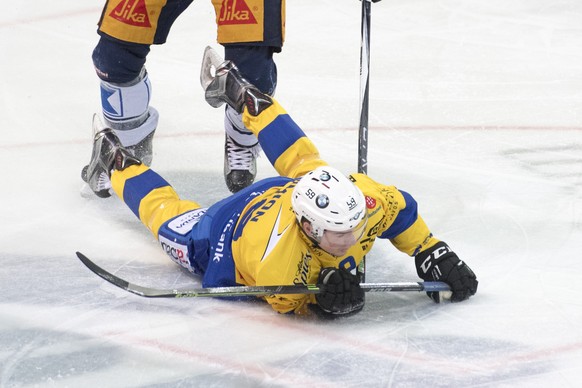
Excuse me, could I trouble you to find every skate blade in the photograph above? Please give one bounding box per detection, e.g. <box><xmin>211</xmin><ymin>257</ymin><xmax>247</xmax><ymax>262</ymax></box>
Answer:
<box><xmin>200</xmin><ymin>46</ymin><xmax>225</xmax><ymax>90</ymax></box>
<box><xmin>79</xmin><ymin>182</ymin><xmax>113</xmax><ymax>199</ymax></box>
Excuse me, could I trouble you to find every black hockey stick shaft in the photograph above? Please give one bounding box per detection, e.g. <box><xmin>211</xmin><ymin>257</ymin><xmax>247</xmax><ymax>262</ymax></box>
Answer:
<box><xmin>358</xmin><ymin>0</ymin><xmax>371</xmax><ymax>176</ymax></box>
<box><xmin>357</xmin><ymin>0</ymin><xmax>373</xmax><ymax>283</ymax></box>
<box><xmin>76</xmin><ymin>251</ymin><xmax>449</xmax><ymax>298</ymax></box>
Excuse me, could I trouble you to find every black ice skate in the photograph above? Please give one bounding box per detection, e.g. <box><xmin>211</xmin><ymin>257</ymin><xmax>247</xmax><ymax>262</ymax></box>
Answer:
<box><xmin>200</xmin><ymin>46</ymin><xmax>272</xmax><ymax>192</ymax></box>
<box><xmin>81</xmin><ymin>118</ymin><xmax>141</xmax><ymax>198</ymax></box>
<box><xmin>223</xmin><ymin>133</ymin><xmax>259</xmax><ymax>193</ymax></box>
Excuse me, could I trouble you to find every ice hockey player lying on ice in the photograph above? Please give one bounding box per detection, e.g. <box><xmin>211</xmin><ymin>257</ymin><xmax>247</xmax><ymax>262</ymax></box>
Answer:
<box><xmin>82</xmin><ymin>47</ymin><xmax>478</xmax><ymax>317</ymax></box>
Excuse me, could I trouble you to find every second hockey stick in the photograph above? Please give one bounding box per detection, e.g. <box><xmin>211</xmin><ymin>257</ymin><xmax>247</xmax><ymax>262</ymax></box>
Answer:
<box><xmin>357</xmin><ymin>0</ymin><xmax>375</xmax><ymax>282</ymax></box>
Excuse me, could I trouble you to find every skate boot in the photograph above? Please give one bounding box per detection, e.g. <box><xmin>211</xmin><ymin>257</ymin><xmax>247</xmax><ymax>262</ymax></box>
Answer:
<box><xmin>81</xmin><ymin>109</ymin><xmax>157</xmax><ymax>196</ymax></box>
<box><xmin>222</xmin><ymin>106</ymin><xmax>261</xmax><ymax>193</ymax></box>
<box><xmin>200</xmin><ymin>46</ymin><xmax>272</xmax><ymax>116</ymax></box>
<box><xmin>200</xmin><ymin>46</ymin><xmax>272</xmax><ymax>192</ymax></box>
<box><xmin>224</xmin><ymin>132</ymin><xmax>259</xmax><ymax>193</ymax></box>
<box><xmin>81</xmin><ymin>120</ymin><xmax>142</xmax><ymax>198</ymax></box>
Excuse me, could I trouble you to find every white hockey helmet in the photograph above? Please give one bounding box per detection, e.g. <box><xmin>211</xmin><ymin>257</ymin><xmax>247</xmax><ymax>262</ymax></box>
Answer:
<box><xmin>292</xmin><ymin>166</ymin><xmax>367</xmax><ymax>241</ymax></box>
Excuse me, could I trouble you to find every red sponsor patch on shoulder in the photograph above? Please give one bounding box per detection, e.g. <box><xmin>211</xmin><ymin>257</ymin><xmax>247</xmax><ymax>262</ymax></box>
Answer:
<box><xmin>365</xmin><ymin>196</ymin><xmax>376</xmax><ymax>209</ymax></box>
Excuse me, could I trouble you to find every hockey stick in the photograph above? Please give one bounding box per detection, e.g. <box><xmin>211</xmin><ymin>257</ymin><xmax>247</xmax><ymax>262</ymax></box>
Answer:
<box><xmin>76</xmin><ymin>251</ymin><xmax>450</xmax><ymax>298</ymax></box>
<box><xmin>357</xmin><ymin>0</ymin><xmax>374</xmax><ymax>282</ymax></box>
<box><xmin>358</xmin><ymin>0</ymin><xmax>372</xmax><ymax>177</ymax></box>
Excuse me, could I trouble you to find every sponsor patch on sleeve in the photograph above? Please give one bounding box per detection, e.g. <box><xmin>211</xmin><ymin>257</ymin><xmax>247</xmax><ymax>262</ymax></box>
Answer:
<box><xmin>168</xmin><ymin>208</ymin><xmax>207</xmax><ymax>236</ymax></box>
<box><xmin>159</xmin><ymin>235</ymin><xmax>190</xmax><ymax>269</ymax></box>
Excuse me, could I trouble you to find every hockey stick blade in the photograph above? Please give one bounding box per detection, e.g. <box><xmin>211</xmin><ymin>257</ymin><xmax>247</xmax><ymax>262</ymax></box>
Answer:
<box><xmin>76</xmin><ymin>252</ymin><xmax>449</xmax><ymax>298</ymax></box>
<box><xmin>76</xmin><ymin>251</ymin><xmax>320</xmax><ymax>298</ymax></box>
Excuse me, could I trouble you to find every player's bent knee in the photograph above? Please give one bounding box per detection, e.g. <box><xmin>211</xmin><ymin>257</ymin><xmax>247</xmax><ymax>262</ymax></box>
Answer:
<box><xmin>92</xmin><ymin>37</ymin><xmax>150</xmax><ymax>83</ymax></box>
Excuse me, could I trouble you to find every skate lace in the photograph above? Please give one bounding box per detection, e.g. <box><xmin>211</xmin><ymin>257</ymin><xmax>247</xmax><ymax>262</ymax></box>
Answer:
<box><xmin>225</xmin><ymin>136</ymin><xmax>257</xmax><ymax>170</ymax></box>
<box><xmin>96</xmin><ymin>171</ymin><xmax>112</xmax><ymax>191</ymax></box>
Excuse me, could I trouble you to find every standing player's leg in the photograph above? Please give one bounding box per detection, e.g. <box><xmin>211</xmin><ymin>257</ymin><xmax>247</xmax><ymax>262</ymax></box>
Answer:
<box><xmin>83</xmin><ymin>0</ymin><xmax>194</xmax><ymax>197</ymax></box>
<box><xmin>211</xmin><ymin>0</ymin><xmax>285</xmax><ymax>193</ymax></box>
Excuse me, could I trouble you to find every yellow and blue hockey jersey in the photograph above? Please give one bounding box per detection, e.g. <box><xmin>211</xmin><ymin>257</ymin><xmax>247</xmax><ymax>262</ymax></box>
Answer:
<box><xmin>110</xmin><ymin>99</ymin><xmax>440</xmax><ymax>314</ymax></box>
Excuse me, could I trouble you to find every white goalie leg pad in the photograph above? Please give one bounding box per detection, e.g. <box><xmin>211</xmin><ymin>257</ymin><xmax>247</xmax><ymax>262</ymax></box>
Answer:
<box><xmin>225</xmin><ymin>106</ymin><xmax>259</xmax><ymax>148</ymax></box>
<box><xmin>100</xmin><ymin>68</ymin><xmax>151</xmax><ymax>130</ymax></box>
<box><xmin>112</xmin><ymin>107</ymin><xmax>159</xmax><ymax>147</ymax></box>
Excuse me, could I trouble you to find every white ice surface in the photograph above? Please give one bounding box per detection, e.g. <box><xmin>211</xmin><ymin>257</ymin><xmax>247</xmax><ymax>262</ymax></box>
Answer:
<box><xmin>1</xmin><ymin>0</ymin><xmax>582</xmax><ymax>387</ymax></box>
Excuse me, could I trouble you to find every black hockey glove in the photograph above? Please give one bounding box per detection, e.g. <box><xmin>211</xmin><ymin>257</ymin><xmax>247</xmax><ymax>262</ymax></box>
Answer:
<box><xmin>415</xmin><ymin>241</ymin><xmax>478</xmax><ymax>303</ymax></box>
<box><xmin>315</xmin><ymin>267</ymin><xmax>365</xmax><ymax>316</ymax></box>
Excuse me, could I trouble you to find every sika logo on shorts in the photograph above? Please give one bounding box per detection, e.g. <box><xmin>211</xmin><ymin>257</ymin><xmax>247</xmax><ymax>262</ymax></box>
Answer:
<box><xmin>217</xmin><ymin>0</ymin><xmax>257</xmax><ymax>25</ymax></box>
<box><xmin>109</xmin><ymin>0</ymin><xmax>152</xmax><ymax>27</ymax></box>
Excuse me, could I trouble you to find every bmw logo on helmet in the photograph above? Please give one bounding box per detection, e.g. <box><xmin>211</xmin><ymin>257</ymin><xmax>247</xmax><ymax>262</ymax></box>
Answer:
<box><xmin>319</xmin><ymin>171</ymin><xmax>331</xmax><ymax>181</ymax></box>
<box><xmin>316</xmin><ymin>194</ymin><xmax>329</xmax><ymax>208</ymax></box>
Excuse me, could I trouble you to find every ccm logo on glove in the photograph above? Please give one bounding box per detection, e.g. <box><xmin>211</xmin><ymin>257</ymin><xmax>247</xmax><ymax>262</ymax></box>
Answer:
<box><xmin>415</xmin><ymin>241</ymin><xmax>478</xmax><ymax>303</ymax></box>
<box><xmin>417</xmin><ymin>243</ymin><xmax>452</xmax><ymax>277</ymax></box>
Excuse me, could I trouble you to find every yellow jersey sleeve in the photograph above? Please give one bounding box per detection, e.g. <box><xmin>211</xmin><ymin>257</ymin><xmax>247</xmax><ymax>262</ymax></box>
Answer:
<box><xmin>351</xmin><ymin>173</ymin><xmax>440</xmax><ymax>256</ymax></box>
